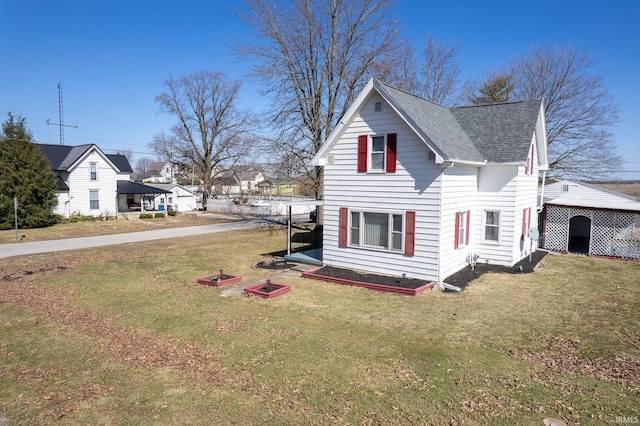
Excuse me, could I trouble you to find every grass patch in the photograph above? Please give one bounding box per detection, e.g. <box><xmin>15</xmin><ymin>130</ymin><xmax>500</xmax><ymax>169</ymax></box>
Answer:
<box><xmin>0</xmin><ymin>213</ymin><xmax>230</xmax><ymax>244</ymax></box>
<box><xmin>0</xmin><ymin>230</ymin><xmax>638</xmax><ymax>424</ymax></box>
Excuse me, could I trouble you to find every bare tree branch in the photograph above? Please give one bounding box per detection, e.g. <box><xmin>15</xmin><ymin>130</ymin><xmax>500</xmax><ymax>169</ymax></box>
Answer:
<box><xmin>234</xmin><ymin>0</ymin><xmax>403</xmax><ymax>197</ymax></box>
<box><xmin>153</xmin><ymin>70</ymin><xmax>258</xmax><ymax>208</ymax></box>
<box><xmin>512</xmin><ymin>44</ymin><xmax>621</xmax><ymax>178</ymax></box>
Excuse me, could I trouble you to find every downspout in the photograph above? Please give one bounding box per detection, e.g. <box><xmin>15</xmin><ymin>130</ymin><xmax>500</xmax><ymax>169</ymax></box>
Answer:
<box><xmin>538</xmin><ymin>170</ymin><xmax>547</xmax><ymax>213</ymax></box>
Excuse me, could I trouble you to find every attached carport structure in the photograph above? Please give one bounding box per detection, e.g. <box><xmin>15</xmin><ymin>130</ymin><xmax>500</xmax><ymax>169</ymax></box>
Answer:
<box><xmin>116</xmin><ymin>181</ymin><xmax>171</xmax><ymax>212</ymax></box>
<box><xmin>540</xmin><ymin>180</ymin><xmax>640</xmax><ymax>259</ymax></box>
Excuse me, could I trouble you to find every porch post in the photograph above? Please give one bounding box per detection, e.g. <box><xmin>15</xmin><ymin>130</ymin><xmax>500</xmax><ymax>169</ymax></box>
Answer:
<box><xmin>287</xmin><ymin>205</ymin><xmax>292</xmax><ymax>256</ymax></box>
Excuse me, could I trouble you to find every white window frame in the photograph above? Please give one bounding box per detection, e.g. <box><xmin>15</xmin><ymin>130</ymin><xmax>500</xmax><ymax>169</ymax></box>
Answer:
<box><xmin>89</xmin><ymin>162</ymin><xmax>98</xmax><ymax>181</ymax></box>
<box><xmin>349</xmin><ymin>210</ymin><xmax>404</xmax><ymax>252</ymax></box>
<box><xmin>457</xmin><ymin>211</ymin><xmax>467</xmax><ymax>248</ymax></box>
<box><xmin>89</xmin><ymin>189</ymin><xmax>100</xmax><ymax>210</ymax></box>
<box><xmin>369</xmin><ymin>135</ymin><xmax>386</xmax><ymax>171</ymax></box>
<box><xmin>483</xmin><ymin>210</ymin><xmax>501</xmax><ymax>242</ymax></box>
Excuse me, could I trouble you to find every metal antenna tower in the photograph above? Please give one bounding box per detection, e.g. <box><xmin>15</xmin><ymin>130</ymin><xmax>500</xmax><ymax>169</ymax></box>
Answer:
<box><xmin>46</xmin><ymin>82</ymin><xmax>78</xmax><ymax>145</ymax></box>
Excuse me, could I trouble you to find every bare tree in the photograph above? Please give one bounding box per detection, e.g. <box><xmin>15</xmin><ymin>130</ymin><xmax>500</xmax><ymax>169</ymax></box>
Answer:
<box><xmin>234</xmin><ymin>0</ymin><xmax>403</xmax><ymax>197</ymax></box>
<box><xmin>153</xmin><ymin>70</ymin><xmax>257</xmax><ymax>208</ymax></box>
<box><xmin>135</xmin><ymin>156</ymin><xmax>155</xmax><ymax>174</ymax></box>
<box><xmin>512</xmin><ymin>44</ymin><xmax>620</xmax><ymax>178</ymax></box>
<box><xmin>115</xmin><ymin>149</ymin><xmax>133</xmax><ymax>161</ymax></box>
<box><xmin>418</xmin><ymin>35</ymin><xmax>462</xmax><ymax>105</ymax></box>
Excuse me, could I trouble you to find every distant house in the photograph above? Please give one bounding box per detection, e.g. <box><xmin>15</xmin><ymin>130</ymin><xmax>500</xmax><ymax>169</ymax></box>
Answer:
<box><xmin>311</xmin><ymin>78</ymin><xmax>548</xmax><ymax>283</ymax></box>
<box><xmin>145</xmin><ymin>183</ymin><xmax>197</xmax><ymax>212</ymax></box>
<box><xmin>39</xmin><ymin>143</ymin><xmax>132</xmax><ymax>217</ymax></box>
<box><xmin>540</xmin><ymin>180</ymin><xmax>640</xmax><ymax>259</ymax></box>
<box><xmin>137</xmin><ymin>161</ymin><xmax>179</xmax><ymax>184</ymax></box>
<box><xmin>39</xmin><ymin>143</ymin><xmax>169</xmax><ymax>216</ymax></box>
<box><xmin>213</xmin><ymin>165</ymin><xmax>265</xmax><ymax>195</ymax></box>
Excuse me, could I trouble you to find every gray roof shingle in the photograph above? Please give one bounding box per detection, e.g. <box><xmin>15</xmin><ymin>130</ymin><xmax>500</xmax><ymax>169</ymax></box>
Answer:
<box><xmin>376</xmin><ymin>80</ymin><xmax>541</xmax><ymax>164</ymax></box>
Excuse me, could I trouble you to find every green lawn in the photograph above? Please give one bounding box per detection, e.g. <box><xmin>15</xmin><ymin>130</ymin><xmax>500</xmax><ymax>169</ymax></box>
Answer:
<box><xmin>0</xmin><ymin>228</ymin><xmax>638</xmax><ymax>425</ymax></box>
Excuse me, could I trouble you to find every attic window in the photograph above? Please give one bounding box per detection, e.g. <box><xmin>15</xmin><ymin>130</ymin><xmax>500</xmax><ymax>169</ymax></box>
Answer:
<box><xmin>374</xmin><ymin>101</ymin><xmax>383</xmax><ymax>112</ymax></box>
<box><xmin>562</xmin><ymin>184</ymin><xmax>569</xmax><ymax>193</ymax></box>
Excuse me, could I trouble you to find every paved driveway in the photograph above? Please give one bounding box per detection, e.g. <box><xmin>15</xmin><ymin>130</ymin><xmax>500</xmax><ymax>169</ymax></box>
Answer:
<box><xmin>0</xmin><ymin>215</ymin><xmax>307</xmax><ymax>259</ymax></box>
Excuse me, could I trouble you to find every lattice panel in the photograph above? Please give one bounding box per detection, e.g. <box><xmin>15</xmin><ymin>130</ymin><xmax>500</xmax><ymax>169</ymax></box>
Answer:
<box><xmin>591</xmin><ymin>210</ymin><xmax>614</xmax><ymax>256</ymax></box>
<box><xmin>544</xmin><ymin>206</ymin><xmax>568</xmax><ymax>252</ymax></box>
<box><xmin>545</xmin><ymin>206</ymin><xmax>640</xmax><ymax>259</ymax></box>
<box><xmin>612</xmin><ymin>212</ymin><xmax>640</xmax><ymax>259</ymax></box>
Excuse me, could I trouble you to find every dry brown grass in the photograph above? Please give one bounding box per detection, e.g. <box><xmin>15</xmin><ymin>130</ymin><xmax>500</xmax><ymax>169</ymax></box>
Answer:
<box><xmin>0</xmin><ymin>212</ymin><xmax>231</xmax><ymax>244</ymax></box>
<box><xmin>592</xmin><ymin>182</ymin><xmax>640</xmax><ymax>200</ymax></box>
<box><xmin>0</xmin><ymin>231</ymin><xmax>638</xmax><ymax>425</ymax></box>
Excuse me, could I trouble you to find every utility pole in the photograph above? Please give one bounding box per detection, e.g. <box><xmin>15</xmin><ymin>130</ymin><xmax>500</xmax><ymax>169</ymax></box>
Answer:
<box><xmin>47</xmin><ymin>83</ymin><xmax>78</xmax><ymax>145</ymax></box>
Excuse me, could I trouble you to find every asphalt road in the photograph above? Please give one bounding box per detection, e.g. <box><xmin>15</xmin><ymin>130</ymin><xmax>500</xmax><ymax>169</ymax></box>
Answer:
<box><xmin>0</xmin><ymin>215</ymin><xmax>306</xmax><ymax>259</ymax></box>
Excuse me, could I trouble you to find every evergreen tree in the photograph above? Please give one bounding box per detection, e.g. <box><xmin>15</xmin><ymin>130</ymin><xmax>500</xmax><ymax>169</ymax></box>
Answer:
<box><xmin>469</xmin><ymin>74</ymin><xmax>514</xmax><ymax>105</ymax></box>
<box><xmin>0</xmin><ymin>112</ymin><xmax>57</xmax><ymax>230</ymax></box>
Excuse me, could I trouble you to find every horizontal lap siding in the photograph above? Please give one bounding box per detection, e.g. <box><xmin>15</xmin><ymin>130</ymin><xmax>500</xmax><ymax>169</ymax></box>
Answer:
<box><xmin>476</xmin><ymin>166</ymin><xmax>521</xmax><ymax>266</ymax></box>
<box><xmin>322</xmin><ymin>95</ymin><xmax>442</xmax><ymax>281</ymax></box>
<box><xmin>439</xmin><ymin>166</ymin><xmax>478</xmax><ymax>280</ymax></box>
<box><xmin>68</xmin><ymin>152</ymin><xmax>117</xmax><ymax>217</ymax></box>
<box><xmin>512</xmin><ymin>136</ymin><xmax>540</xmax><ymax>263</ymax></box>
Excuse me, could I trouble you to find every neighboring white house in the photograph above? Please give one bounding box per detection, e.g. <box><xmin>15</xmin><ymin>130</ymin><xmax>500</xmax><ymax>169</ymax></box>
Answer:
<box><xmin>540</xmin><ymin>180</ymin><xmax>640</xmax><ymax>259</ymax></box>
<box><xmin>139</xmin><ymin>161</ymin><xmax>180</xmax><ymax>184</ymax></box>
<box><xmin>39</xmin><ymin>143</ymin><xmax>172</xmax><ymax>217</ymax></box>
<box><xmin>39</xmin><ymin>143</ymin><xmax>133</xmax><ymax>218</ymax></box>
<box><xmin>311</xmin><ymin>78</ymin><xmax>548</xmax><ymax>283</ymax></box>
<box><xmin>145</xmin><ymin>183</ymin><xmax>198</xmax><ymax>212</ymax></box>
<box><xmin>213</xmin><ymin>166</ymin><xmax>265</xmax><ymax>195</ymax></box>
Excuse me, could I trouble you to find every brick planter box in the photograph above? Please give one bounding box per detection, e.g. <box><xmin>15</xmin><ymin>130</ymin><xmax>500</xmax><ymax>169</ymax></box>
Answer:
<box><xmin>244</xmin><ymin>280</ymin><xmax>291</xmax><ymax>299</ymax></box>
<box><xmin>302</xmin><ymin>268</ymin><xmax>435</xmax><ymax>296</ymax></box>
<box><xmin>197</xmin><ymin>271</ymin><xmax>242</xmax><ymax>287</ymax></box>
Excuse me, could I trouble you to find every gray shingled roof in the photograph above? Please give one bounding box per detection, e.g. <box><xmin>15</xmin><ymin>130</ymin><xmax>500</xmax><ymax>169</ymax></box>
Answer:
<box><xmin>376</xmin><ymin>80</ymin><xmax>541</xmax><ymax>164</ymax></box>
<box><xmin>377</xmin><ymin>82</ymin><xmax>484</xmax><ymax>162</ymax></box>
<box><xmin>450</xmin><ymin>100</ymin><xmax>541</xmax><ymax>163</ymax></box>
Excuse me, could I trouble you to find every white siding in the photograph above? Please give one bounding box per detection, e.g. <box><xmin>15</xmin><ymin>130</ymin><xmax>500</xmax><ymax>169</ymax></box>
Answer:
<box><xmin>438</xmin><ymin>166</ymin><xmax>478</xmax><ymax>280</ymax></box>
<box><xmin>475</xmin><ymin>165</ymin><xmax>519</xmax><ymax>266</ymax></box>
<box><xmin>322</xmin><ymin>94</ymin><xmax>442</xmax><ymax>281</ymax></box>
<box><xmin>512</xmin><ymin>135</ymin><xmax>540</xmax><ymax>263</ymax></box>
<box><xmin>67</xmin><ymin>150</ymin><xmax>118</xmax><ymax>217</ymax></box>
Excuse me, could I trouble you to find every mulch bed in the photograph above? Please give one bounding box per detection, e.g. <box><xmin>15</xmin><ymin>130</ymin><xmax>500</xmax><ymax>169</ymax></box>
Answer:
<box><xmin>312</xmin><ymin>266</ymin><xmax>428</xmax><ymax>289</ymax></box>
<box><xmin>254</xmin><ymin>260</ymin><xmax>297</xmax><ymax>271</ymax></box>
<box><xmin>443</xmin><ymin>250</ymin><xmax>549</xmax><ymax>290</ymax></box>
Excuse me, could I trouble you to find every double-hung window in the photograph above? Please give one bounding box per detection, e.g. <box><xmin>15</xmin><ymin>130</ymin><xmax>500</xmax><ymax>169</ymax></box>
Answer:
<box><xmin>90</xmin><ymin>162</ymin><xmax>98</xmax><ymax>181</ymax></box>
<box><xmin>454</xmin><ymin>210</ymin><xmax>470</xmax><ymax>249</ymax></box>
<box><xmin>89</xmin><ymin>190</ymin><xmax>99</xmax><ymax>210</ymax></box>
<box><xmin>484</xmin><ymin>210</ymin><xmax>500</xmax><ymax>242</ymax></box>
<box><xmin>357</xmin><ymin>134</ymin><xmax>397</xmax><ymax>173</ymax></box>
<box><xmin>340</xmin><ymin>208</ymin><xmax>415</xmax><ymax>255</ymax></box>
<box><xmin>348</xmin><ymin>211</ymin><xmax>402</xmax><ymax>251</ymax></box>
<box><xmin>370</xmin><ymin>136</ymin><xmax>385</xmax><ymax>171</ymax></box>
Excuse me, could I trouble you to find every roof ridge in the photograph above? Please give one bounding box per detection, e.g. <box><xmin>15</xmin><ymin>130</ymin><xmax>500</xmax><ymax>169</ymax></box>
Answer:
<box><xmin>450</xmin><ymin>99</ymin><xmax>542</xmax><ymax>110</ymax></box>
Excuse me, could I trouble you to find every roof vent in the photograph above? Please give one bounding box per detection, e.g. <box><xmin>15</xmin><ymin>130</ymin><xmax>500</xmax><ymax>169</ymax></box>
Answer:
<box><xmin>562</xmin><ymin>184</ymin><xmax>569</xmax><ymax>193</ymax></box>
<box><xmin>374</xmin><ymin>101</ymin><xmax>383</xmax><ymax>112</ymax></box>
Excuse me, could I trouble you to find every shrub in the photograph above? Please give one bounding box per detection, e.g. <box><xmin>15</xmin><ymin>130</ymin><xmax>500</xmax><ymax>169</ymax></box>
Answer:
<box><xmin>154</xmin><ymin>212</ymin><xmax>165</xmax><ymax>218</ymax></box>
<box><xmin>167</xmin><ymin>210</ymin><xmax>177</xmax><ymax>217</ymax></box>
<box><xmin>139</xmin><ymin>213</ymin><xmax>154</xmax><ymax>219</ymax></box>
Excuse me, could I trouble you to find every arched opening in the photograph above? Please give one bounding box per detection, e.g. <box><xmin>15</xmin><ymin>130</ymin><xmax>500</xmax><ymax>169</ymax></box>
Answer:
<box><xmin>568</xmin><ymin>215</ymin><xmax>591</xmax><ymax>254</ymax></box>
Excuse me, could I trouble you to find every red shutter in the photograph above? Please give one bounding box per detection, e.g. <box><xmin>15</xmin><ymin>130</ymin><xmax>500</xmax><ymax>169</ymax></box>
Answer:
<box><xmin>405</xmin><ymin>211</ymin><xmax>416</xmax><ymax>256</ymax></box>
<box><xmin>357</xmin><ymin>135</ymin><xmax>367</xmax><ymax>173</ymax></box>
<box><xmin>465</xmin><ymin>210</ymin><xmax>470</xmax><ymax>245</ymax></box>
<box><xmin>454</xmin><ymin>212</ymin><xmax>460</xmax><ymax>249</ymax></box>
<box><xmin>527</xmin><ymin>207</ymin><xmax>531</xmax><ymax>237</ymax></box>
<box><xmin>339</xmin><ymin>207</ymin><xmax>348</xmax><ymax>247</ymax></box>
<box><xmin>522</xmin><ymin>208</ymin><xmax>527</xmax><ymax>236</ymax></box>
<box><xmin>386</xmin><ymin>133</ymin><xmax>397</xmax><ymax>173</ymax></box>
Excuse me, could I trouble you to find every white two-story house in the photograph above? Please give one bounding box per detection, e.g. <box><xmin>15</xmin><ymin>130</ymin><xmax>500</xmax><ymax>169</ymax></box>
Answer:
<box><xmin>312</xmin><ymin>79</ymin><xmax>548</xmax><ymax>283</ymax></box>
<box><xmin>39</xmin><ymin>143</ymin><xmax>133</xmax><ymax>217</ymax></box>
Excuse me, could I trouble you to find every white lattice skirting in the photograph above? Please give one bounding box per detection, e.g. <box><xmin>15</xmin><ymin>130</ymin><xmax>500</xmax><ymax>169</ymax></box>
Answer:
<box><xmin>544</xmin><ymin>206</ymin><xmax>640</xmax><ymax>260</ymax></box>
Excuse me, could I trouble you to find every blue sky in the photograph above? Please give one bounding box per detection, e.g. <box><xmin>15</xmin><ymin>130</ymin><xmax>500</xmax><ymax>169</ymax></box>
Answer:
<box><xmin>1</xmin><ymin>0</ymin><xmax>638</xmax><ymax>178</ymax></box>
